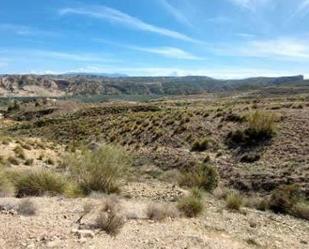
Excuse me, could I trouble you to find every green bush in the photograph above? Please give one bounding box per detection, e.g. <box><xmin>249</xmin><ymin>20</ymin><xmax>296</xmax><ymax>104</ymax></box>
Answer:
<box><xmin>178</xmin><ymin>164</ymin><xmax>219</xmax><ymax>192</ymax></box>
<box><xmin>247</xmin><ymin>111</ymin><xmax>276</xmax><ymax>135</ymax></box>
<box><xmin>65</xmin><ymin>145</ymin><xmax>131</xmax><ymax>194</ymax></box>
<box><xmin>177</xmin><ymin>189</ymin><xmax>204</xmax><ymax>218</ymax></box>
<box><xmin>13</xmin><ymin>170</ymin><xmax>67</xmax><ymax>197</ymax></box>
<box><xmin>226</xmin><ymin>111</ymin><xmax>276</xmax><ymax>148</ymax></box>
<box><xmin>191</xmin><ymin>138</ymin><xmax>209</xmax><ymax>152</ymax></box>
<box><xmin>226</xmin><ymin>192</ymin><xmax>243</xmax><ymax>211</ymax></box>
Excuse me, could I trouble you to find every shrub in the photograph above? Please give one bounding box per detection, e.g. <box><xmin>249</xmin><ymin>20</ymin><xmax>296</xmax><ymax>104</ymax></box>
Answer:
<box><xmin>247</xmin><ymin>111</ymin><xmax>276</xmax><ymax>136</ymax></box>
<box><xmin>178</xmin><ymin>164</ymin><xmax>219</xmax><ymax>192</ymax></box>
<box><xmin>7</xmin><ymin>156</ymin><xmax>19</xmax><ymax>165</ymax></box>
<box><xmin>223</xmin><ymin>113</ymin><xmax>245</xmax><ymax>123</ymax></box>
<box><xmin>0</xmin><ymin>169</ymin><xmax>15</xmax><ymax>197</ymax></box>
<box><xmin>95</xmin><ymin>202</ymin><xmax>125</xmax><ymax>236</ymax></box>
<box><xmin>292</xmin><ymin>202</ymin><xmax>309</xmax><ymax>220</ymax></box>
<box><xmin>17</xmin><ymin>199</ymin><xmax>37</xmax><ymax>216</ymax></box>
<box><xmin>21</xmin><ymin>143</ymin><xmax>32</xmax><ymax>150</ymax></box>
<box><xmin>13</xmin><ymin>146</ymin><xmax>26</xmax><ymax>160</ymax></box>
<box><xmin>191</xmin><ymin>138</ymin><xmax>209</xmax><ymax>152</ymax></box>
<box><xmin>177</xmin><ymin>190</ymin><xmax>204</xmax><ymax>218</ymax></box>
<box><xmin>44</xmin><ymin>158</ymin><xmax>55</xmax><ymax>165</ymax></box>
<box><xmin>244</xmin><ymin>197</ymin><xmax>268</xmax><ymax>211</ymax></box>
<box><xmin>24</xmin><ymin>158</ymin><xmax>34</xmax><ymax>166</ymax></box>
<box><xmin>13</xmin><ymin>170</ymin><xmax>67</xmax><ymax>197</ymax></box>
<box><xmin>226</xmin><ymin>111</ymin><xmax>276</xmax><ymax>148</ymax></box>
<box><xmin>226</xmin><ymin>192</ymin><xmax>243</xmax><ymax>211</ymax></box>
<box><xmin>146</xmin><ymin>203</ymin><xmax>179</xmax><ymax>221</ymax></box>
<box><xmin>65</xmin><ymin>145</ymin><xmax>131</xmax><ymax>194</ymax></box>
<box><xmin>268</xmin><ymin>185</ymin><xmax>300</xmax><ymax>214</ymax></box>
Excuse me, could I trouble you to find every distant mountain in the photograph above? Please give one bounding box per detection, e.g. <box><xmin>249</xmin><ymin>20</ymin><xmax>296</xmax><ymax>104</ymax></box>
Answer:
<box><xmin>63</xmin><ymin>72</ymin><xmax>128</xmax><ymax>78</ymax></box>
<box><xmin>0</xmin><ymin>74</ymin><xmax>305</xmax><ymax>97</ymax></box>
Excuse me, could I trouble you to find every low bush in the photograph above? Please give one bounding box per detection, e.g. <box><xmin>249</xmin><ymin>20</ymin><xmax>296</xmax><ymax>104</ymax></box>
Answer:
<box><xmin>247</xmin><ymin>111</ymin><xmax>276</xmax><ymax>135</ymax></box>
<box><xmin>24</xmin><ymin>159</ymin><xmax>34</xmax><ymax>166</ymax></box>
<box><xmin>177</xmin><ymin>189</ymin><xmax>204</xmax><ymax>218</ymax></box>
<box><xmin>13</xmin><ymin>146</ymin><xmax>26</xmax><ymax>160</ymax></box>
<box><xmin>226</xmin><ymin>111</ymin><xmax>276</xmax><ymax>148</ymax></box>
<box><xmin>7</xmin><ymin>156</ymin><xmax>19</xmax><ymax>165</ymax></box>
<box><xmin>268</xmin><ymin>184</ymin><xmax>300</xmax><ymax>214</ymax></box>
<box><xmin>65</xmin><ymin>145</ymin><xmax>132</xmax><ymax>194</ymax></box>
<box><xmin>95</xmin><ymin>201</ymin><xmax>125</xmax><ymax>236</ymax></box>
<box><xmin>292</xmin><ymin>202</ymin><xmax>309</xmax><ymax>220</ymax></box>
<box><xmin>146</xmin><ymin>203</ymin><xmax>179</xmax><ymax>221</ymax></box>
<box><xmin>13</xmin><ymin>170</ymin><xmax>67</xmax><ymax>197</ymax></box>
<box><xmin>0</xmin><ymin>169</ymin><xmax>15</xmax><ymax>197</ymax></box>
<box><xmin>178</xmin><ymin>163</ymin><xmax>219</xmax><ymax>192</ymax></box>
<box><xmin>191</xmin><ymin>138</ymin><xmax>209</xmax><ymax>152</ymax></box>
<box><xmin>226</xmin><ymin>192</ymin><xmax>243</xmax><ymax>211</ymax></box>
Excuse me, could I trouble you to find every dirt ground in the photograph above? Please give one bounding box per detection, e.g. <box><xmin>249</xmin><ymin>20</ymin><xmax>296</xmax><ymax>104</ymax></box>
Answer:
<box><xmin>1</xmin><ymin>180</ymin><xmax>308</xmax><ymax>249</ymax></box>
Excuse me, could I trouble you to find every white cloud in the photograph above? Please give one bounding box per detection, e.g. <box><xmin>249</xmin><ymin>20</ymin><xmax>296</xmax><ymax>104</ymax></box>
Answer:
<box><xmin>0</xmin><ymin>49</ymin><xmax>116</xmax><ymax>63</ymax></box>
<box><xmin>214</xmin><ymin>38</ymin><xmax>309</xmax><ymax>60</ymax></box>
<box><xmin>129</xmin><ymin>46</ymin><xmax>203</xmax><ymax>60</ymax></box>
<box><xmin>228</xmin><ymin>0</ymin><xmax>270</xmax><ymax>10</ymax></box>
<box><xmin>159</xmin><ymin>0</ymin><xmax>192</xmax><ymax>27</ymax></box>
<box><xmin>0</xmin><ymin>62</ymin><xmax>8</xmax><ymax>68</ymax></box>
<box><xmin>242</xmin><ymin>38</ymin><xmax>309</xmax><ymax>59</ymax></box>
<box><xmin>66</xmin><ymin>65</ymin><xmax>307</xmax><ymax>79</ymax></box>
<box><xmin>295</xmin><ymin>0</ymin><xmax>309</xmax><ymax>16</ymax></box>
<box><xmin>59</xmin><ymin>5</ymin><xmax>199</xmax><ymax>43</ymax></box>
<box><xmin>93</xmin><ymin>38</ymin><xmax>202</xmax><ymax>60</ymax></box>
<box><xmin>0</xmin><ymin>24</ymin><xmax>56</xmax><ymax>36</ymax></box>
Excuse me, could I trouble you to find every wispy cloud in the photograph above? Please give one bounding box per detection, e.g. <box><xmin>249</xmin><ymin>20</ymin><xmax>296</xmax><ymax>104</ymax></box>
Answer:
<box><xmin>0</xmin><ymin>49</ymin><xmax>117</xmax><ymax>62</ymax></box>
<box><xmin>214</xmin><ymin>37</ymin><xmax>309</xmax><ymax>60</ymax></box>
<box><xmin>228</xmin><ymin>0</ymin><xmax>270</xmax><ymax>10</ymax></box>
<box><xmin>294</xmin><ymin>0</ymin><xmax>309</xmax><ymax>16</ymax></box>
<box><xmin>242</xmin><ymin>38</ymin><xmax>309</xmax><ymax>59</ymax></box>
<box><xmin>130</xmin><ymin>46</ymin><xmax>203</xmax><ymax>60</ymax></box>
<box><xmin>59</xmin><ymin>5</ymin><xmax>200</xmax><ymax>43</ymax></box>
<box><xmin>93</xmin><ymin>38</ymin><xmax>202</xmax><ymax>60</ymax></box>
<box><xmin>0</xmin><ymin>24</ymin><xmax>56</xmax><ymax>37</ymax></box>
<box><xmin>159</xmin><ymin>0</ymin><xmax>192</xmax><ymax>27</ymax></box>
<box><xmin>62</xmin><ymin>65</ymin><xmax>307</xmax><ymax>79</ymax></box>
<box><xmin>0</xmin><ymin>62</ymin><xmax>8</xmax><ymax>68</ymax></box>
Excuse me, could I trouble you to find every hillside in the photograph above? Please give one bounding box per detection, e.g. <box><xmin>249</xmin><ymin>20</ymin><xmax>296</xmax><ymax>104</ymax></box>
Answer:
<box><xmin>1</xmin><ymin>88</ymin><xmax>309</xmax><ymax>248</ymax></box>
<box><xmin>0</xmin><ymin>74</ymin><xmax>305</xmax><ymax>97</ymax></box>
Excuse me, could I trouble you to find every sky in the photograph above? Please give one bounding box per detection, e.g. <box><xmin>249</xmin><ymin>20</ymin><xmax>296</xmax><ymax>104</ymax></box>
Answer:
<box><xmin>0</xmin><ymin>0</ymin><xmax>309</xmax><ymax>78</ymax></box>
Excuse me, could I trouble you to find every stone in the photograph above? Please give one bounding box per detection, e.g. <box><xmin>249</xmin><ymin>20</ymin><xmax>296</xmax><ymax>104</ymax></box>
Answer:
<box><xmin>73</xmin><ymin>229</ymin><xmax>95</xmax><ymax>239</ymax></box>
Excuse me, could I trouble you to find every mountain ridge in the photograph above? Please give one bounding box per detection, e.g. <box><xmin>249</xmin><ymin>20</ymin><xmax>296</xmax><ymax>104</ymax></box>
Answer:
<box><xmin>0</xmin><ymin>74</ymin><xmax>305</xmax><ymax>97</ymax></box>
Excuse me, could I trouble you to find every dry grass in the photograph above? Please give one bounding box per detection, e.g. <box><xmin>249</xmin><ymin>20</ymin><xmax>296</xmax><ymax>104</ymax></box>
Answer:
<box><xmin>95</xmin><ymin>199</ymin><xmax>125</xmax><ymax>236</ymax></box>
<box><xmin>65</xmin><ymin>145</ymin><xmax>132</xmax><ymax>194</ymax></box>
<box><xmin>226</xmin><ymin>192</ymin><xmax>243</xmax><ymax>211</ymax></box>
<box><xmin>247</xmin><ymin>110</ymin><xmax>276</xmax><ymax>135</ymax></box>
<box><xmin>177</xmin><ymin>189</ymin><xmax>204</xmax><ymax>218</ymax></box>
<box><xmin>146</xmin><ymin>203</ymin><xmax>179</xmax><ymax>221</ymax></box>
<box><xmin>292</xmin><ymin>202</ymin><xmax>309</xmax><ymax>220</ymax></box>
<box><xmin>178</xmin><ymin>164</ymin><xmax>219</xmax><ymax>192</ymax></box>
<box><xmin>12</xmin><ymin>170</ymin><xmax>68</xmax><ymax>197</ymax></box>
<box><xmin>0</xmin><ymin>169</ymin><xmax>15</xmax><ymax>197</ymax></box>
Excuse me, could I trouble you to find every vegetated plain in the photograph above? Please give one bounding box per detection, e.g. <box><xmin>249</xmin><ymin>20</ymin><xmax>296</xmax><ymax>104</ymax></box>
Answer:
<box><xmin>0</xmin><ymin>75</ymin><xmax>309</xmax><ymax>249</ymax></box>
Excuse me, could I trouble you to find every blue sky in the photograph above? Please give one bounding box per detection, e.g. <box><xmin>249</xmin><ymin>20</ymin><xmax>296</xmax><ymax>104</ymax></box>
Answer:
<box><xmin>1</xmin><ymin>0</ymin><xmax>309</xmax><ymax>78</ymax></box>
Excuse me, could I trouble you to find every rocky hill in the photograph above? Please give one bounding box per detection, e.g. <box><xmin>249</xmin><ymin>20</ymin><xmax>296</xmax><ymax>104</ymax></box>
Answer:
<box><xmin>0</xmin><ymin>74</ymin><xmax>305</xmax><ymax>97</ymax></box>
